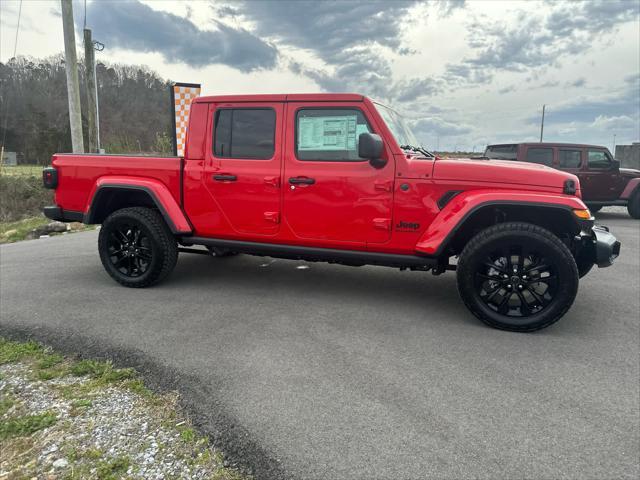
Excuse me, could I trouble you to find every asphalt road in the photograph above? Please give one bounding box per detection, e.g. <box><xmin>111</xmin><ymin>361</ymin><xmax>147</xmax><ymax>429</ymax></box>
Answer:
<box><xmin>1</xmin><ymin>209</ymin><xmax>638</xmax><ymax>479</ymax></box>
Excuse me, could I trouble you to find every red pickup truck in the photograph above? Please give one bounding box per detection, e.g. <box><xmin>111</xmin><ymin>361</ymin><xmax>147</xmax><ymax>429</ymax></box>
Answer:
<box><xmin>43</xmin><ymin>93</ymin><xmax>620</xmax><ymax>332</ymax></box>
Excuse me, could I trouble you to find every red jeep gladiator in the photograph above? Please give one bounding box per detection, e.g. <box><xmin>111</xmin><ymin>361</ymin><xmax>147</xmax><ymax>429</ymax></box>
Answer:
<box><xmin>483</xmin><ymin>143</ymin><xmax>640</xmax><ymax>218</ymax></box>
<box><xmin>43</xmin><ymin>94</ymin><xmax>620</xmax><ymax>332</ymax></box>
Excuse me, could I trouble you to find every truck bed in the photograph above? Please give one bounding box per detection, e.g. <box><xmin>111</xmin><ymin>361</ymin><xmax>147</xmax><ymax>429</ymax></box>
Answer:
<box><xmin>51</xmin><ymin>154</ymin><xmax>182</xmax><ymax>215</ymax></box>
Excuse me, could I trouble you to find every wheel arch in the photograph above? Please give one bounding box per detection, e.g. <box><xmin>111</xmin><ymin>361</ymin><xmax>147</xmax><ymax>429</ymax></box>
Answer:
<box><xmin>620</xmin><ymin>178</ymin><xmax>640</xmax><ymax>200</ymax></box>
<box><xmin>417</xmin><ymin>197</ymin><xmax>587</xmax><ymax>257</ymax></box>
<box><xmin>85</xmin><ymin>180</ymin><xmax>192</xmax><ymax>235</ymax></box>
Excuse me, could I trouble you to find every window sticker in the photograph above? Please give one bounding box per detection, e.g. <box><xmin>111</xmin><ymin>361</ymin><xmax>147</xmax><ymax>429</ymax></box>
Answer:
<box><xmin>298</xmin><ymin>115</ymin><xmax>358</xmax><ymax>151</ymax></box>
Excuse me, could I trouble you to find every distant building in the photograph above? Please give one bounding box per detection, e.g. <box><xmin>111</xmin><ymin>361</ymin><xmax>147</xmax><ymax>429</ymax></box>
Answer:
<box><xmin>615</xmin><ymin>143</ymin><xmax>640</xmax><ymax>170</ymax></box>
<box><xmin>1</xmin><ymin>151</ymin><xmax>17</xmax><ymax>166</ymax></box>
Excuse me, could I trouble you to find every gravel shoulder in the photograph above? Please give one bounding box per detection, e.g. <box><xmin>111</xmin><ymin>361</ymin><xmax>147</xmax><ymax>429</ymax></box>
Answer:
<box><xmin>0</xmin><ymin>338</ymin><xmax>249</xmax><ymax>480</ymax></box>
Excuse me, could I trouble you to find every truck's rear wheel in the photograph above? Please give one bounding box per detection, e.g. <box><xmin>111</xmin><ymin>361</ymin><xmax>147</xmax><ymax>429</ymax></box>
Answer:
<box><xmin>456</xmin><ymin>222</ymin><xmax>579</xmax><ymax>332</ymax></box>
<box><xmin>627</xmin><ymin>190</ymin><xmax>640</xmax><ymax>219</ymax></box>
<box><xmin>98</xmin><ymin>207</ymin><xmax>178</xmax><ymax>288</ymax></box>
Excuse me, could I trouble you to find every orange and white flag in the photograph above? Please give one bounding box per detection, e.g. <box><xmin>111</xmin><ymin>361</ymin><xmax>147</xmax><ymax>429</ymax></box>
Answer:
<box><xmin>171</xmin><ymin>83</ymin><xmax>201</xmax><ymax>157</ymax></box>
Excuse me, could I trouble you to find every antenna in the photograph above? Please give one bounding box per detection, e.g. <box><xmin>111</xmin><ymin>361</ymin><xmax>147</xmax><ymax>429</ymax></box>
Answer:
<box><xmin>539</xmin><ymin>104</ymin><xmax>546</xmax><ymax>142</ymax></box>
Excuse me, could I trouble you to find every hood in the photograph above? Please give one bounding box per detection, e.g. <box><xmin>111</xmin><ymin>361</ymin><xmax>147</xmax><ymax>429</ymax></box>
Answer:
<box><xmin>620</xmin><ymin>167</ymin><xmax>640</xmax><ymax>178</ymax></box>
<box><xmin>431</xmin><ymin>158</ymin><xmax>577</xmax><ymax>191</ymax></box>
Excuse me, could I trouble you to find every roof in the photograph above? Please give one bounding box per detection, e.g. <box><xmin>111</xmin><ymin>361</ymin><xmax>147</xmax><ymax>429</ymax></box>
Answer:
<box><xmin>487</xmin><ymin>142</ymin><xmax>608</xmax><ymax>149</ymax></box>
<box><xmin>194</xmin><ymin>93</ymin><xmax>365</xmax><ymax>103</ymax></box>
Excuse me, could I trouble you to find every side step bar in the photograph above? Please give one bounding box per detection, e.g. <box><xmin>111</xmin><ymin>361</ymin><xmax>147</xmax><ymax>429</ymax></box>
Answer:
<box><xmin>180</xmin><ymin>236</ymin><xmax>438</xmax><ymax>269</ymax></box>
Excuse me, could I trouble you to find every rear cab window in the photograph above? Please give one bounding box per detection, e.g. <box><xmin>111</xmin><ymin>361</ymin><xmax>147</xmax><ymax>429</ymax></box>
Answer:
<box><xmin>525</xmin><ymin>147</ymin><xmax>554</xmax><ymax>166</ymax></box>
<box><xmin>484</xmin><ymin>145</ymin><xmax>517</xmax><ymax>160</ymax></box>
<box><xmin>587</xmin><ymin>149</ymin><xmax>612</xmax><ymax>170</ymax></box>
<box><xmin>213</xmin><ymin>108</ymin><xmax>276</xmax><ymax>159</ymax></box>
<box><xmin>295</xmin><ymin>108</ymin><xmax>371</xmax><ymax>162</ymax></box>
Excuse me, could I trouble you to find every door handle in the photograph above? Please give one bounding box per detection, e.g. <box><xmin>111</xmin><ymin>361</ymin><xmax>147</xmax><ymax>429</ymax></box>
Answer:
<box><xmin>264</xmin><ymin>176</ymin><xmax>280</xmax><ymax>187</ymax></box>
<box><xmin>374</xmin><ymin>181</ymin><xmax>392</xmax><ymax>192</ymax></box>
<box><xmin>213</xmin><ymin>174</ymin><xmax>237</xmax><ymax>182</ymax></box>
<box><xmin>289</xmin><ymin>177</ymin><xmax>315</xmax><ymax>185</ymax></box>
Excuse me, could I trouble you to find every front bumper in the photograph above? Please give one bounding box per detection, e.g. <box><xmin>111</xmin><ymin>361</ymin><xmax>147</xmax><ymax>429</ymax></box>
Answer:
<box><xmin>591</xmin><ymin>225</ymin><xmax>621</xmax><ymax>268</ymax></box>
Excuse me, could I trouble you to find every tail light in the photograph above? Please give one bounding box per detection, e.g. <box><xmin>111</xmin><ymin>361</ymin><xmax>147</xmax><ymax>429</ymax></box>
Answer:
<box><xmin>43</xmin><ymin>167</ymin><xmax>58</xmax><ymax>189</ymax></box>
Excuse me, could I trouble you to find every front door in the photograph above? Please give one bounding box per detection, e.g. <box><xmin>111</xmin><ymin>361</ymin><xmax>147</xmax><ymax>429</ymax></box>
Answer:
<box><xmin>201</xmin><ymin>103</ymin><xmax>283</xmax><ymax>237</ymax></box>
<box><xmin>282</xmin><ymin>103</ymin><xmax>394</xmax><ymax>247</ymax></box>
<box><xmin>581</xmin><ymin>149</ymin><xmax>620</xmax><ymax>201</ymax></box>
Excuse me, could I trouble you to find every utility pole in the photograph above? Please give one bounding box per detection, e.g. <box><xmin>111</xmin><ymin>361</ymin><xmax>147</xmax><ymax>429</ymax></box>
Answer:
<box><xmin>613</xmin><ymin>134</ymin><xmax>617</xmax><ymax>154</ymax></box>
<box><xmin>61</xmin><ymin>0</ymin><xmax>84</xmax><ymax>153</ymax></box>
<box><xmin>83</xmin><ymin>28</ymin><xmax>97</xmax><ymax>152</ymax></box>
<box><xmin>539</xmin><ymin>104</ymin><xmax>546</xmax><ymax>143</ymax></box>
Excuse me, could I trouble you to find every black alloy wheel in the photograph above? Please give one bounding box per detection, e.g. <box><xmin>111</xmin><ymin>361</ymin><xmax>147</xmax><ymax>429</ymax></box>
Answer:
<box><xmin>475</xmin><ymin>246</ymin><xmax>557</xmax><ymax>317</ymax></box>
<box><xmin>105</xmin><ymin>220</ymin><xmax>153</xmax><ymax>278</ymax></box>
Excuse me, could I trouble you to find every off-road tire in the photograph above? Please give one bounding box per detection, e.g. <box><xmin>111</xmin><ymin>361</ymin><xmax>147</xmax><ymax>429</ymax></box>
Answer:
<box><xmin>98</xmin><ymin>207</ymin><xmax>178</xmax><ymax>288</ymax></box>
<box><xmin>627</xmin><ymin>189</ymin><xmax>640</xmax><ymax>219</ymax></box>
<box><xmin>456</xmin><ymin>222</ymin><xmax>579</xmax><ymax>332</ymax></box>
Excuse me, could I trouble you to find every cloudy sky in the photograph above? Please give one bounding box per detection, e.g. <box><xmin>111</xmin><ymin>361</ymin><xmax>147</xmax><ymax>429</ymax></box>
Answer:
<box><xmin>1</xmin><ymin>0</ymin><xmax>638</xmax><ymax>151</ymax></box>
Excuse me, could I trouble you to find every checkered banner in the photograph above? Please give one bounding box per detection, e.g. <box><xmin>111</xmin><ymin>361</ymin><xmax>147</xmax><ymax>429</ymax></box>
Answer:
<box><xmin>171</xmin><ymin>82</ymin><xmax>201</xmax><ymax>157</ymax></box>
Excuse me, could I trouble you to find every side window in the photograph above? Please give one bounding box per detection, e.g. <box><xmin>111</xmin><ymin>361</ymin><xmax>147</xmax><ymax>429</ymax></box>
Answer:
<box><xmin>213</xmin><ymin>108</ymin><xmax>275</xmax><ymax>159</ymax></box>
<box><xmin>525</xmin><ymin>147</ymin><xmax>553</xmax><ymax>166</ymax></box>
<box><xmin>296</xmin><ymin>108</ymin><xmax>371</xmax><ymax>161</ymax></box>
<box><xmin>485</xmin><ymin>145</ymin><xmax>517</xmax><ymax>160</ymax></box>
<box><xmin>558</xmin><ymin>149</ymin><xmax>582</xmax><ymax>168</ymax></box>
<box><xmin>588</xmin><ymin>150</ymin><xmax>611</xmax><ymax>169</ymax></box>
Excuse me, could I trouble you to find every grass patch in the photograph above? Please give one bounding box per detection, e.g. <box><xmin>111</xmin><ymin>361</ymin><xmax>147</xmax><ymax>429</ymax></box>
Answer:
<box><xmin>36</xmin><ymin>352</ymin><xmax>64</xmax><ymax>369</ymax></box>
<box><xmin>0</xmin><ymin>395</ymin><xmax>16</xmax><ymax>416</ymax></box>
<box><xmin>71</xmin><ymin>359</ymin><xmax>136</xmax><ymax>384</ymax></box>
<box><xmin>179</xmin><ymin>426</ymin><xmax>196</xmax><ymax>442</ymax></box>
<box><xmin>70</xmin><ymin>399</ymin><xmax>93</xmax><ymax>409</ymax></box>
<box><xmin>0</xmin><ymin>338</ymin><xmax>44</xmax><ymax>364</ymax></box>
<box><xmin>0</xmin><ymin>174</ymin><xmax>52</xmax><ymax>222</ymax></box>
<box><xmin>0</xmin><ymin>216</ymin><xmax>51</xmax><ymax>243</ymax></box>
<box><xmin>1</xmin><ymin>338</ymin><xmax>138</xmax><ymax>394</ymax></box>
<box><xmin>0</xmin><ymin>215</ymin><xmax>94</xmax><ymax>243</ymax></box>
<box><xmin>0</xmin><ymin>165</ymin><xmax>44</xmax><ymax>177</ymax></box>
<box><xmin>0</xmin><ymin>411</ymin><xmax>57</xmax><ymax>440</ymax></box>
<box><xmin>96</xmin><ymin>455</ymin><xmax>130</xmax><ymax>479</ymax></box>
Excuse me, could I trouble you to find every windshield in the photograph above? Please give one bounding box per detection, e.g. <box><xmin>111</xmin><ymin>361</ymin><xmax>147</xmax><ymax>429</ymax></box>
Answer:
<box><xmin>374</xmin><ymin>102</ymin><xmax>419</xmax><ymax>148</ymax></box>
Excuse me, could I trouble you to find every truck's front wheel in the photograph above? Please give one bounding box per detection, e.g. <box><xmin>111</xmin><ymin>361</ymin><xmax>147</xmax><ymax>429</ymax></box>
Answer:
<box><xmin>98</xmin><ymin>207</ymin><xmax>178</xmax><ymax>288</ymax></box>
<box><xmin>456</xmin><ymin>222</ymin><xmax>579</xmax><ymax>332</ymax></box>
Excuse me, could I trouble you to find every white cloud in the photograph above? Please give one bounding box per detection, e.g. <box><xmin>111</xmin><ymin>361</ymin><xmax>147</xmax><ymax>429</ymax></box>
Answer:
<box><xmin>1</xmin><ymin>0</ymin><xmax>638</xmax><ymax>150</ymax></box>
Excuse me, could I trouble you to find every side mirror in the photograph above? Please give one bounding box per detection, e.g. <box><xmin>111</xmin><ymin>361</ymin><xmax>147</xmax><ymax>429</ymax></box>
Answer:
<box><xmin>358</xmin><ymin>133</ymin><xmax>387</xmax><ymax>168</ymax></box>
<box><xmin>610</xmin><ymin>159</ymin><xmax>620</xmax><ymax>170</ymax></box>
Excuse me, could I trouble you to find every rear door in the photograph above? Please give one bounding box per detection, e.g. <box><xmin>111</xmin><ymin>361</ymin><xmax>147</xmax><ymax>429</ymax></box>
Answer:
<box><xmin>202</xmin><ymin>103</ymin><xmax>283</xmax><ymax>237</ymax></box>
<box><xmin>523</xmin><ymin>146</ymin><xmax>554</xmax><ymax>167</ymax></box>
<box><xmin>558</xmin><ymin>148</ymin><xmax>583</xmax><ymax>173</ymax></box>
<box><xmin>282</xmin><ymin>102</ymin><xmax>394</xmax><ymax>246</ymax></box>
